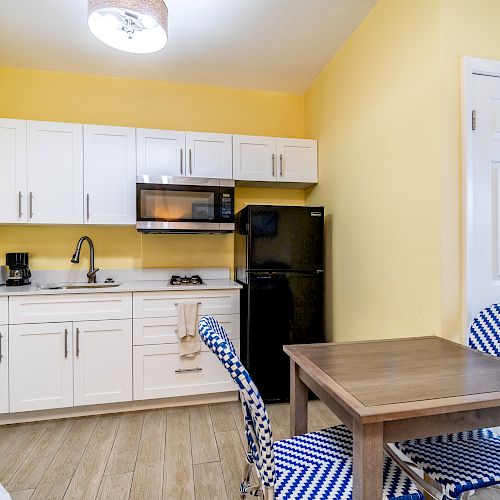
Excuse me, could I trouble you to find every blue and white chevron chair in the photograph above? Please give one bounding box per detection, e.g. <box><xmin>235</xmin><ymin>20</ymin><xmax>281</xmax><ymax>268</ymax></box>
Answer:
<box><xmin>386</xmin><ymin>303</ymin><xmax>500</xmax><ymax>500</ymax></box>
<box><xmin>198</xmin><ymin>315</ymin><xmax>436</xmax><ymax>500</ymax></box>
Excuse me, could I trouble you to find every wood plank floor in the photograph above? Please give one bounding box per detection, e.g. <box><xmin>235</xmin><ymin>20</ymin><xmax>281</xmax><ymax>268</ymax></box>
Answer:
<box><xmin>0</xmin><ymin>402</ymin><xmax>497</xmax><ymax>499</ymax></box>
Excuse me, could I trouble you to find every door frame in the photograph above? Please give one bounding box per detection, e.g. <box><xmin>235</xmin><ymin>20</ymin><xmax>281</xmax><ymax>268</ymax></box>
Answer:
<box><xmin>462</xmin><ymin>57</ymin><xmax>500</xmax><ymax>334</ymax></box>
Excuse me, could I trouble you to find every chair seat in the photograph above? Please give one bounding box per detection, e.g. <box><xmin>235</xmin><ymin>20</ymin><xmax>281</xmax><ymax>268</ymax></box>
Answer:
<box><xmin>392</xmin><ymin>428</ymin><xmax>500</xmax><ymax>498</ymax></box>
<box><xmin>273</xmin><ymin>425</ymin><xmax>424</xmax><ymax>500</ymax></box>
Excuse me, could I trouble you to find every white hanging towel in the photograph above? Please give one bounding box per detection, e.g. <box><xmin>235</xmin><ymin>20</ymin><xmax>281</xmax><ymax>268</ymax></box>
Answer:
<box><xmin>177</xmin><ymin>302</ymin><xmax>201</xmax><ymax>357</ymax></box>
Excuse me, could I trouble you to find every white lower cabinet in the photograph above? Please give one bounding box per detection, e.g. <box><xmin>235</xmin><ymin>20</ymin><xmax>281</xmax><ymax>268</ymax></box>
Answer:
<box><xmin>74</xmin><ymin>320</ymin><xmax>132</xmax><ymax>406</ymax></box>
<box><xmin>0</xmin><ymin>325</ymin><xmax>8</xmax><ymax>414</ymax></box>
<box><xmin>9</xmin><ymin>322</ymin><xmax>73</xmax><ymax>412</ymax></box>
<box><xmin>133</xmin><ymin>340</ymin><xmax>239</xmax><ymax>401</ymax></box>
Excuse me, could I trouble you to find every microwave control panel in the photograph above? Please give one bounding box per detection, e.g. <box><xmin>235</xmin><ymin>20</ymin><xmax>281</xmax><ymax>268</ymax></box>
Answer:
<box><xmin>221</xmin><ymin>192</ymin><xmax>234</xmax><ymax>218</ymax></box>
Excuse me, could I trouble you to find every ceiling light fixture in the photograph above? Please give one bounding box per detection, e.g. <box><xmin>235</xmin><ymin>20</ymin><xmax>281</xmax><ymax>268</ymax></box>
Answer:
<box><xmin>88</xmin><ymin>0</ymin><xmax>168</xmax><ymax>54</ymax></box>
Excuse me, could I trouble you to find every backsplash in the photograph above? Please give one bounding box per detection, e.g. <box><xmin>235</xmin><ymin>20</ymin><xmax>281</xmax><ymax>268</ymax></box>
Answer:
<box><xmin>0</xmin><ymin>187</ymin><xmax>305</xmax><ymax>272</ymax></box>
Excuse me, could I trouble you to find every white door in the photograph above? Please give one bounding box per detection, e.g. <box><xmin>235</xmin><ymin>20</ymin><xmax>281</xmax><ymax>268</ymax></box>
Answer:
<box><xmin>84</xmin><ymin>125</ymin><xmax>136</xmax><ymax>225</ymax></box>
<box><xmin>468</xmin><ymin>74</ymin><xmax>500</xmax><ymax>322</ymax></box>
<box><xmin>233</xmin><ymin>135</ymin><xmax>277</xmax><ymax>182</ymax></box>
<box><xmin>73</xmin><ymin>319</ymin><xmax>132</xmax><ymax>406</ymax></box>
<box><xmin>27</xmin><ymin>121</ymin><xmax>83</xmax><ymax>224</ymax></box>
<box><xmin>136</xmin><ymin>128</ymin><xmax>185</xmax><ymax>177</ymax></box>
<box><xmin>276</xmin><ymin>138</ymin><xmax>318</xmax><ymax>183</ymax></box>
<box><xmin>9</xmin><ymin>322</ymin><xmax>73</xmax><ymax>412</ymax></box>
<box><xmin>186</xmin><ymin>132</ymin><xmax>232</xmax><ymax>179</ymax></box>
<box><xmin>0</xmin><ymin>119</ymin><xmax>27</xmax><ymax>223</ymax></box>
<box><xmin>0</xmin><ymin>325</ymin><xmax>8</xmax><ymax>414</ymax></box>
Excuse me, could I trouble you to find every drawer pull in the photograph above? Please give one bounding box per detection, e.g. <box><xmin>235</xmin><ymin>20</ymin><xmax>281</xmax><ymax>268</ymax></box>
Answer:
<box><xmin>174</xmin><ymin>302</ymin><xmax>202</xmax><ymax>306</ymax></box>
<box><xmin>175</xmin><ymin>367</ymin><xmax>203</xmax><ymax>374</ymax></box>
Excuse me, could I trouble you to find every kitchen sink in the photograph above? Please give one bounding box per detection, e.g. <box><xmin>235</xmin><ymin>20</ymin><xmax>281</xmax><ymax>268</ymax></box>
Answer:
<box><xmin>63</xmin><ymin>282</ymin><xmax>121</xmax><ymax>289</ymax></box>
<box><xmin>39</xmin><ymin>282</ymin><xmax>121</xmax><ymax>290</ymax></box>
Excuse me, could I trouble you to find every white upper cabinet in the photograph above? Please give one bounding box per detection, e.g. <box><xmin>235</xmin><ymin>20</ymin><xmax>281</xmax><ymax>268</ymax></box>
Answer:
<box><xmin>73</xmin><ymin>319</ymin><xmax>132</xmax><ymax>406</ymax></box>
<box><xmin>233</xmin><ymin>135</ymin><xmax>277</xmax><ymax>182</ymax></box>
<box><xmin>0</xmin><ymin>119</ymin><xmax>27</xmax><ymax>223</ymax></box>
<box><xmin>136</xmin><ymin>128</ymin><xmax>185</xmax><ymax>177</ymax></box>
<box><xmin>185</xmin><ymin>132</ymin><xmax>232</xmax><ymax>179</ymax></box>
<box><xmin>84</xmin><ymin>125</ymin><xmax>136</xmax><ymax>225</ymax></box>
<box><xmin>232</xmin><ymin>136</ymin><xmax>317</xmax><ymax>184</ymax></box>
<box><xmin>27</xmin><ymin>121</ymin><xmax>83</xmax><ymax>224</ymax></box>
<box><xmin>276</xmin><ymin>138</ymin><xmax>317</xmax><ymax>183</ymax></box>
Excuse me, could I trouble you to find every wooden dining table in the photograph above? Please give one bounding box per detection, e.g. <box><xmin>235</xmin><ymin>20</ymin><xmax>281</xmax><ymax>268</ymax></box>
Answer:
<box><xmin>284</xmin><ymin>336</ymin><xmax>500</xmax><ymax>500</ymax></box>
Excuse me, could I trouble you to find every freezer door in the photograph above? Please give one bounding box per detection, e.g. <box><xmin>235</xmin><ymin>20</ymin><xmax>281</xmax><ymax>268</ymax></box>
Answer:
<box><xmin>248</xmin><ymin>206</ymin><xmax>324</xmax><ymax>271</ymax></box>
<box><xmin>245</xmin><ymin>271</ymin><xmax>324</xmax><ymax>402</ymax></box>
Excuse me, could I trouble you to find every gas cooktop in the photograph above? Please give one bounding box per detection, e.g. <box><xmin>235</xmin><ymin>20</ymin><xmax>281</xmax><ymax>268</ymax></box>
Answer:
<box><xmin>169</xmin><ymin>275</ymin><xmax>205</xmax><ymax>286</ymax></box>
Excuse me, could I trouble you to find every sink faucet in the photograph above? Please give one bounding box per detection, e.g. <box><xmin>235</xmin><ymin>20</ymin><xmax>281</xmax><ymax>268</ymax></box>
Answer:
<box><xmin>71</xmin><ymin>236</ymin><xmax>99</xmax><ymax>283</ymax></box>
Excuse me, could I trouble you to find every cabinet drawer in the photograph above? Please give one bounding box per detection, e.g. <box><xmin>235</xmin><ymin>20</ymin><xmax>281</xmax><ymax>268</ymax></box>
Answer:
<box><xmin>133</xmin><ymin>314</ymin><xmax>239</xmax><ymax>345</ymax></box>
<box><xmin>132</xmin><ymin>290</ymin><xmax>239</xmax><ymax>319</ymax></box>
<box><xmin>9</xmin><ymin>293</ymin><xmax>132</xmax><ymax>324</ymax></box>
<box><xmin>0</xmin><ymin>297</ymin><xmax>7</xmax><ymax>325</ymax></box>
<box><xmin>133</xmin><ymin>340</ymin><xmax>239</xmax><ymax>401</ymax></box>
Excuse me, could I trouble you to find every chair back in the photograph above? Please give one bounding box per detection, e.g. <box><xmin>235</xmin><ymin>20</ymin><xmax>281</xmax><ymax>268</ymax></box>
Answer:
<box><xmin>469</xmin><ymin>304</ymin><xmax>500</xmax><ymax>357</ymax></box>
<box><xmin>198</xmin><ymin>316</ymin><xmax>275</xmax><ymax>488</ymax></box>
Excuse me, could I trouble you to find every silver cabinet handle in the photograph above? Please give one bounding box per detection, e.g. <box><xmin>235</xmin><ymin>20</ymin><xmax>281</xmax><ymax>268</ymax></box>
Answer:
<box><xmin>64</xmin><ymin>328</ymin><xmax>68</xmax><ymax>358</ymax></box>
<box><xmin>76</xmin><ymin>328</ymin><xmax>80</xmax><ymax>357</ymax></box>
<box><xmin>18</xmin><ymin>191</ymin><xmax>22</xmax><ymax>218</ymax></box>
<box><xmin>29</xmin><ymin>192</ymin><xmax>33</xmax><ymax>218</ymax></box>
<box><xmin>279</xmin><ymin>154</ymin><xmax>283</xmax><ymax>177</ymax></box>
<box><xmin>0</xmin><ymin>332</ymin><xmax>3</xmax><ymax>363</ymax></box>
<box><xmin>272</xmin><ymin>154</ymin><xmax>275</xmax><ymax>177</ymax></box>
<box><xmin>175</xmin><ymin>367</ymin><xmax>202</xmax><ymax>374</ymax></box>
<box><xmin>189</xmin><ymin>148</ymin><xmax>193</xmax><ymax>175</ymax></box>
<box><xmin>174</xmin><ymin>302</ymin><xmax>202</xmax><ymax>306</ymax></box>
<box><xmin>86</xmin><ymin>194</ymin><xmax>90</xmax><ymax>221</ymax></box>
<box><xmin>180</xmin><ymin>148</ymin><xmax>183</xmax><ymax>175</ymax></box>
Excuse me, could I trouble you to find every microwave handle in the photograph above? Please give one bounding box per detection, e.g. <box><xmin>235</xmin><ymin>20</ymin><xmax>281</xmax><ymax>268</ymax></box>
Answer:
<box><xmin>180</xmin><ymin>148</ymin><xmax>183</xmax><ymax>175</ymax></box>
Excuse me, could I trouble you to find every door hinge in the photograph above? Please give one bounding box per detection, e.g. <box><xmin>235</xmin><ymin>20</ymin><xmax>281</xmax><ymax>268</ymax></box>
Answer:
<box><xmin>472</xmin><ymin>109</ymin><xmax>477</xmax><ymax>131</ymax></box>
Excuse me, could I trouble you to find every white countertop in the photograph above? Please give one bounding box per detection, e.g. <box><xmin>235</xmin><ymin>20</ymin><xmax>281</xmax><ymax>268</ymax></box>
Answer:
<box><xmin>0</xmin><ymin>279</ymin><xmax>241</xmax><ymax>297</ymax></box>
<box><xmin>0</xmin><ymin>268</ymin><xmax>242</xmax><ymax>297</ymax></box>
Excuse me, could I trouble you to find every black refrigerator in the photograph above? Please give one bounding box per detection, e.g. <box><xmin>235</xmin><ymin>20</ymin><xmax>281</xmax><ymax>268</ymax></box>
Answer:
<box><xmin>235</xmin><ymin>205</ymin><xmax>325</xmax><ymax>402</ymax></box>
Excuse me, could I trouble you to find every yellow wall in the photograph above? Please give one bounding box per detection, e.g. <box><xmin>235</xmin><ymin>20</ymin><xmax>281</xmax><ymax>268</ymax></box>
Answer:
<box><xmin>305</xmin><ymin>0</ymin><xmax>442</xmax><ymax>342</ymax></box>
<box><xmin>0</xmin><ymin>67</ymin><xmax>305</xmax><ymax>272</ymax></box>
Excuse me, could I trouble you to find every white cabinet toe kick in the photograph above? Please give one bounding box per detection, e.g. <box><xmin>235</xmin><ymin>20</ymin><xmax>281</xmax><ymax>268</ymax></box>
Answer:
<box><xmin>0</xmin><ymin>289</ymin><xmax>240</xmax><ymax>423</ymax></box>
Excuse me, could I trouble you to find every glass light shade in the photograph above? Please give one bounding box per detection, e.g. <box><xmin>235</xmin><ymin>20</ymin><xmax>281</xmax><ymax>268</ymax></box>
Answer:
<box><xmin>88</xmin><ymin>0</ymin><xmax>168</xmax><ymax>54</ymax></box>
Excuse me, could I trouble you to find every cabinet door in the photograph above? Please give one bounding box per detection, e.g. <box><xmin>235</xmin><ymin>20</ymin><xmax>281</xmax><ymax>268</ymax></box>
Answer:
<box><xmin>0</xmin><ymin>325</ymin><xmax>8</xmax><ymax>414</ymax></box>
<box><xmin>0</xmin><ymin>119</ymin><xmax>27</xmax><ymax>223</ymax></box>
<box><xmin>233</xmin><ymin>135</ymin><xmax>276</xmax><ymax>181</ymax></box>
<box><xmin>9</xmin><ymin>322</ymin><xmax>73</xmax><ymax>412</ymax></box>
<box><xmin>74</xmin><ymin>320</ymin><xmax>132</xmax><ymax>406</ymax></box>
<box><xmin>276</xmin><ymin>138</ymin><xmax>318</xmax><ymax>183</ymax></box>
<box><xmin>84</xmin><ymin>125</ymin><xmax>136</xmax><ymax>225</ymax></box>
<box><xmin>27</xmin><ymin>121</ymin><xmax>83</xmax><ymax>224</ymax></box>
<box><xmin>186</xmin><ymin>132</ymin><xmax>232</xmax><ymax>179</ymax></box>
<box><xmin>136</xmin><ymin>128</ymin><xmax>185</xmax><ymax>177</ymax></box>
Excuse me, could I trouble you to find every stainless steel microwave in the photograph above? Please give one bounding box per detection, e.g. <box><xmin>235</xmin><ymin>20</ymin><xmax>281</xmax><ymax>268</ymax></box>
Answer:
<box><xmin>136</xmin><ymin>176</ymin><xmax>235</xmax><ymax>234</ymax></box>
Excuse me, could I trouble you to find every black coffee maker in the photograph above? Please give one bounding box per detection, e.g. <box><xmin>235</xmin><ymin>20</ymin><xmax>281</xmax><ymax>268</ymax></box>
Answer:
<box><xmin>6</xmin><ymin>253</ymin><xmax>31</xmax><ymax>286</ymax></box>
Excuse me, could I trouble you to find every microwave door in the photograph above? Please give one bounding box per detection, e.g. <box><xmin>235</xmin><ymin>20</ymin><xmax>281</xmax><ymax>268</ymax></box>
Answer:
<box><xmin>138</xmin><ymin>186</ymin><xmax>215</xmax><ymax>223</ymax></box>
<box><xmin>136</xmin><ymin>182</ymin><xmax>235</xmax><ymax>233</ymax></box>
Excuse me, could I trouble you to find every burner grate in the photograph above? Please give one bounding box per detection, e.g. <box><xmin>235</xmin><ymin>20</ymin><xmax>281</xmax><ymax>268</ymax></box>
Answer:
<box><xmin>169</xmin><ymin>275</ymin><xmax>204</xmax><ymax>286</ymax></box>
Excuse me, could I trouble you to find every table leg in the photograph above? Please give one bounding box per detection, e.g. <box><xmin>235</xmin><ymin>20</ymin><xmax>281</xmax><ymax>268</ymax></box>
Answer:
<box><xmin>290</xmin><ymin>360</ymin><xmax>308</xmax><ymax>436</ymax></box>
<box><xmin>352</xmin><ymin>419</ymin><xmax>384</xmax><ymax>500</ymax></box>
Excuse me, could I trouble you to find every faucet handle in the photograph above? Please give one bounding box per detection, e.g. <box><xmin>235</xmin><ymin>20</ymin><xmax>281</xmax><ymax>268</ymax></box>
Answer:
<box><xmin>87</xmin><ymin>268</ymin><xmax>99</xmax><ymax>282</ymax></box>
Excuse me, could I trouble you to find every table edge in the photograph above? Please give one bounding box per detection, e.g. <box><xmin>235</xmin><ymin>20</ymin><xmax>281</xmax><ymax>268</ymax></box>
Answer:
<box><xmin>284</xmin><ymin>337</ymin><xmax>500</xmax><ymax>423</ymax></box>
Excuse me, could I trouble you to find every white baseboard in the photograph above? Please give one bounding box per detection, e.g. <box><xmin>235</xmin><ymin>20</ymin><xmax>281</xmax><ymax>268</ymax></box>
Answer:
<box><xmin>0</xmin><ymin>391</ymin><xmax>239</xmax><ymax>425</ymax></box>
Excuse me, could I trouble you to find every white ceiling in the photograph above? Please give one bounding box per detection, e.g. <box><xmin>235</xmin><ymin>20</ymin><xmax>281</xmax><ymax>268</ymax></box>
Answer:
<box><xmin>0</xmin><ymin>0</ymin><xmax>376</xmax><ymax>93</ymax></box>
